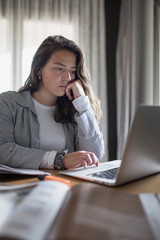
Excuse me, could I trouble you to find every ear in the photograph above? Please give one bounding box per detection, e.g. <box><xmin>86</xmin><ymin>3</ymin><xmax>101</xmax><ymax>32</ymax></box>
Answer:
<box><xmin>38</xmin><ymin>70</ymin><xmax>41</xmax><ymax>79</ymax></box>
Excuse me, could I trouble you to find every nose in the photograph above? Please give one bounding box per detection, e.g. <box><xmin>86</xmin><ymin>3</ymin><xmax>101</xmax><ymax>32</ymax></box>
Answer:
<box><xmin>63</xmin><ymin>70</ymin><xmax>72</xmax><ymax>81</ymax></box>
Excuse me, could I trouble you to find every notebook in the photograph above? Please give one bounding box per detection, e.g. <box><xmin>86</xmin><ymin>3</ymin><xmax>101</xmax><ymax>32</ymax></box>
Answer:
<box><xmin>60</xmin><ymin>106</ymin><xmax>160</xmax><ymax>186</ymax></box>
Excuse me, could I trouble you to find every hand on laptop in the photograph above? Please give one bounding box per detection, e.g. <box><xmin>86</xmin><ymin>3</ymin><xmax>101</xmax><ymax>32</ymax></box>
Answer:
<box><xmin>63</xmin><ymin>151</ymin><xmax>99</xmax><ymax>169</ymax></box>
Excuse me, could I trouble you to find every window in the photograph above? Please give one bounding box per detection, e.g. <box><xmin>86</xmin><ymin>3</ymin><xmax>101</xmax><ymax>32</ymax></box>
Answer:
<box><xmin>0</xmin><ymin>19</ymin><xmax>12</xmax><ymax>92</ymax></box>
<box><xmin>0</xmin><ymin>19</ymin><xmax>75</xmax><ymax>93</ymax></box>
<box><xmin>22</xmin><ymin>20</ymin><xmax>74</xmax><ymax>86</ymax></box>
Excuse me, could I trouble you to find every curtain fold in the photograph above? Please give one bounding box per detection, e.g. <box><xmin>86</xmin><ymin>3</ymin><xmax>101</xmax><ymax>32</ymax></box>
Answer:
<box><xmin>0</xmin><ymin>0</ymin><xmax>108</xmax><ymax>161</ymax></box>
<box><xmin>116</xmin><ymin>0</ymin><xmax>155</xmax><ymax>159</ymax></box>
<box><xmin>154</xmin><ymin>0</ymin><xmax>160</xmax><ymax>104</ymax></box>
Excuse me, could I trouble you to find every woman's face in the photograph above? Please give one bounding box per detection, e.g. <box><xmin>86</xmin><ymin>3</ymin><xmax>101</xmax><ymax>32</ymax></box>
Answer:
<box><xmin>38</xmin><ymin>49</ymin><xmax>77</xmax><ymax>104</ymax></box>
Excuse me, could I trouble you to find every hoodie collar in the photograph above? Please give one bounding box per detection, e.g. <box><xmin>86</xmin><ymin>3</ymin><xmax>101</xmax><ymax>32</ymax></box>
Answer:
<box><xmin>15</xmin><ymin>91</ymin><xmax>36</xmax><ymax>114</ymax></box>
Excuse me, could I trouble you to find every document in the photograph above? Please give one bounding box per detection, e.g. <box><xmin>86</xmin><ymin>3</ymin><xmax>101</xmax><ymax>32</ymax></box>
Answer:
<box><xmin>0</xmin><ymin>164</ymin><xmax>51</xmax><ymax>176</ymax></box>
<box><xmin>0</xmin><ymin>181</ymin><xmax>159</xmax><ymax>240</ymax></box>
<box><xmin>0</xmin><ymin>181</ymin><xmax>69</xmax><ymax>240</ymax></box>
<box><xmin>0</xmin><ymin>181</ymin><xmax>38</xmax><ymax>191</ymax></box>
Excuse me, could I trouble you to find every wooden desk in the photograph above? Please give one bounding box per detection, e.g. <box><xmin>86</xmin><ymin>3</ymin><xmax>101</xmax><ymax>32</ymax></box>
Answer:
<box><xmin>0</xmin><ymin>170</ymin><xmax>160</xmax><ymax>194</ymax></box>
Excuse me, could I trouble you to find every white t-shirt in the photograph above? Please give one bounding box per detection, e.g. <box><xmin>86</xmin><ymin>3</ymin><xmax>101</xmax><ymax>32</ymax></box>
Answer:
<box><xmin>33</xmin><ymin>98</ymin><xmax>66</xmax><ymax>169</ymax></box>
<box><xmin>33</xmin><ymin>98</ymin><xmax>66</xmax><ymax>151</ymax></box>
<box><xmin>33</xmin><ymin>96</ymin><xmax>90</xmax><ymax>169</ymax></box>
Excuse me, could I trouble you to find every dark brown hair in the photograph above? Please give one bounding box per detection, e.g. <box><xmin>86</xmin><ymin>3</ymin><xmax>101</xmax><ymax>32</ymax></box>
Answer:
<box><xmin>19</xmin><ymin>35</ymin><xmax>102</xmax><ymax>123</ymax></box>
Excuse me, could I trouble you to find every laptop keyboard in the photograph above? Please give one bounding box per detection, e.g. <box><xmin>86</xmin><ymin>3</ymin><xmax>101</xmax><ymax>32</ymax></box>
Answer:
<box><xmin>87</xmin><ymin>167</ymin><xmax>119</xmax><ymax>180</ymax></box>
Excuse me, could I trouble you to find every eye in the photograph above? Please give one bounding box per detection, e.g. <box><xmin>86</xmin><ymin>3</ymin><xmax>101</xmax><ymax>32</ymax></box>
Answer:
<box><xmin>70</xmin><ymin>70</ymin><xmax>76</xmax><ymax>75</ymax></box>
<box><xmin>56</xmin><ymin>67</ymin><xmax>63</xmax><ymax>72</ymax></box>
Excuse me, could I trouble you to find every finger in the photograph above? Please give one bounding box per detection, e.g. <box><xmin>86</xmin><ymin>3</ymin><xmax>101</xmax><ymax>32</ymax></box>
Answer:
<box><xmin>67</xmin><ymin>80</ymin><xmax>85</xmax><ymax>99</ymax></box>
<box><xmin>92</xmin><ymin>153</ymin><xmax>99</xmax><ymax>166</ymax></box>
<box><xmin>84</xmin><ymin>154</ymin><xmax>92</xmax><ymax>165</ymax></box>
<box><xmin>78</xmin><ymin>154</ymin><xmax>92</xmax><ymax>166</ymax></box>
<box><xmin>96</xmin><ymin>160</ymin><xmax>99</xmax><ymax>166</ymax></box>
<box><xmin>73</xmin><ymin>158</ymin><xmax>89</xmax><ymax>169</ymax></box>
<box><xmin>84</xmin><ymin>152</ymin><xmax>99</xmax><ymax>166</ymax></box>
<box><xmin>77</xmin><ymin>152</ymin><xmax>98</xmax><ymax>167</ymax></box>
<box><xmin>65</xmin><ymin>87</ymin><xmax>73</xmax><ymax>100</ymax></box>
<box><xmin>81</xmin><ymin>160</ymin><xmax>88</xmax><ymax>168</ymax></box>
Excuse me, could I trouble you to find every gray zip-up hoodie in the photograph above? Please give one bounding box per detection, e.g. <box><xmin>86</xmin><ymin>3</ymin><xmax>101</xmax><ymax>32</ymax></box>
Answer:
<box><xmin>0</xmin><ymin>91</ymin><xmax>104</xmax><ymax>169</ymax></box>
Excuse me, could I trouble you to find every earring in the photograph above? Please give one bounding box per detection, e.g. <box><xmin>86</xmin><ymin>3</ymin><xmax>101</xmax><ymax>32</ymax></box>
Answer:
<box><xmin>39</xmin><ymin>75</ymin><xmax>41</xmax><ymax>80</ymax></box>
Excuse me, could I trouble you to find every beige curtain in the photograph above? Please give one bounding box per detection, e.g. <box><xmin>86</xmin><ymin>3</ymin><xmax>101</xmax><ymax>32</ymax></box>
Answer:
<box><xmin>154</xmin><ymin>0</ymin><xmax>160</xmax><ymax>103</ymax></box>
<box><xmin>0</xmin><ymin>0</ymin><xmax>108</xmax><ymax>161</ymax></box>
<box><xmin>116</xmin><ymin>0</ymin><xmax>155</xmax><ymax>159</ymax></box>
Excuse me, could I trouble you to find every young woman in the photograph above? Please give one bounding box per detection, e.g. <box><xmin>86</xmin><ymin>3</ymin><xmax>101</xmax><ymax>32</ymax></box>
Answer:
<box><xmin>0</xmin><ymin>35</ymin><xmax>104</xmax><ymax>170</ymax></box>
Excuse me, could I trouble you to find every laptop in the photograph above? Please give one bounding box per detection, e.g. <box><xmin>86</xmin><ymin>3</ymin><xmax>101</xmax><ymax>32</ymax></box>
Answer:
<box><xmin>60</xmin><ymin>106</ymin><xmax>160</xmax><ymax>186</ymax></box>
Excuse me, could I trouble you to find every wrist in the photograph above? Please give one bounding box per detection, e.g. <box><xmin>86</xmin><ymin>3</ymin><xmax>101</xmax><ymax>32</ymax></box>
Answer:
<box><xmin>53</xmin><ymin>149</ymin><xmax>68</xmax><ymax>170</ymax></box>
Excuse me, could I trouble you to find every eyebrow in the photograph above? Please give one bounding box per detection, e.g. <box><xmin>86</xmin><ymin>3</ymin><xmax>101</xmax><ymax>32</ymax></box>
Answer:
<box><xmin>54</xmin><ymin>62</ymin><xmax>76</xmax><ymax>69</ymax></box>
